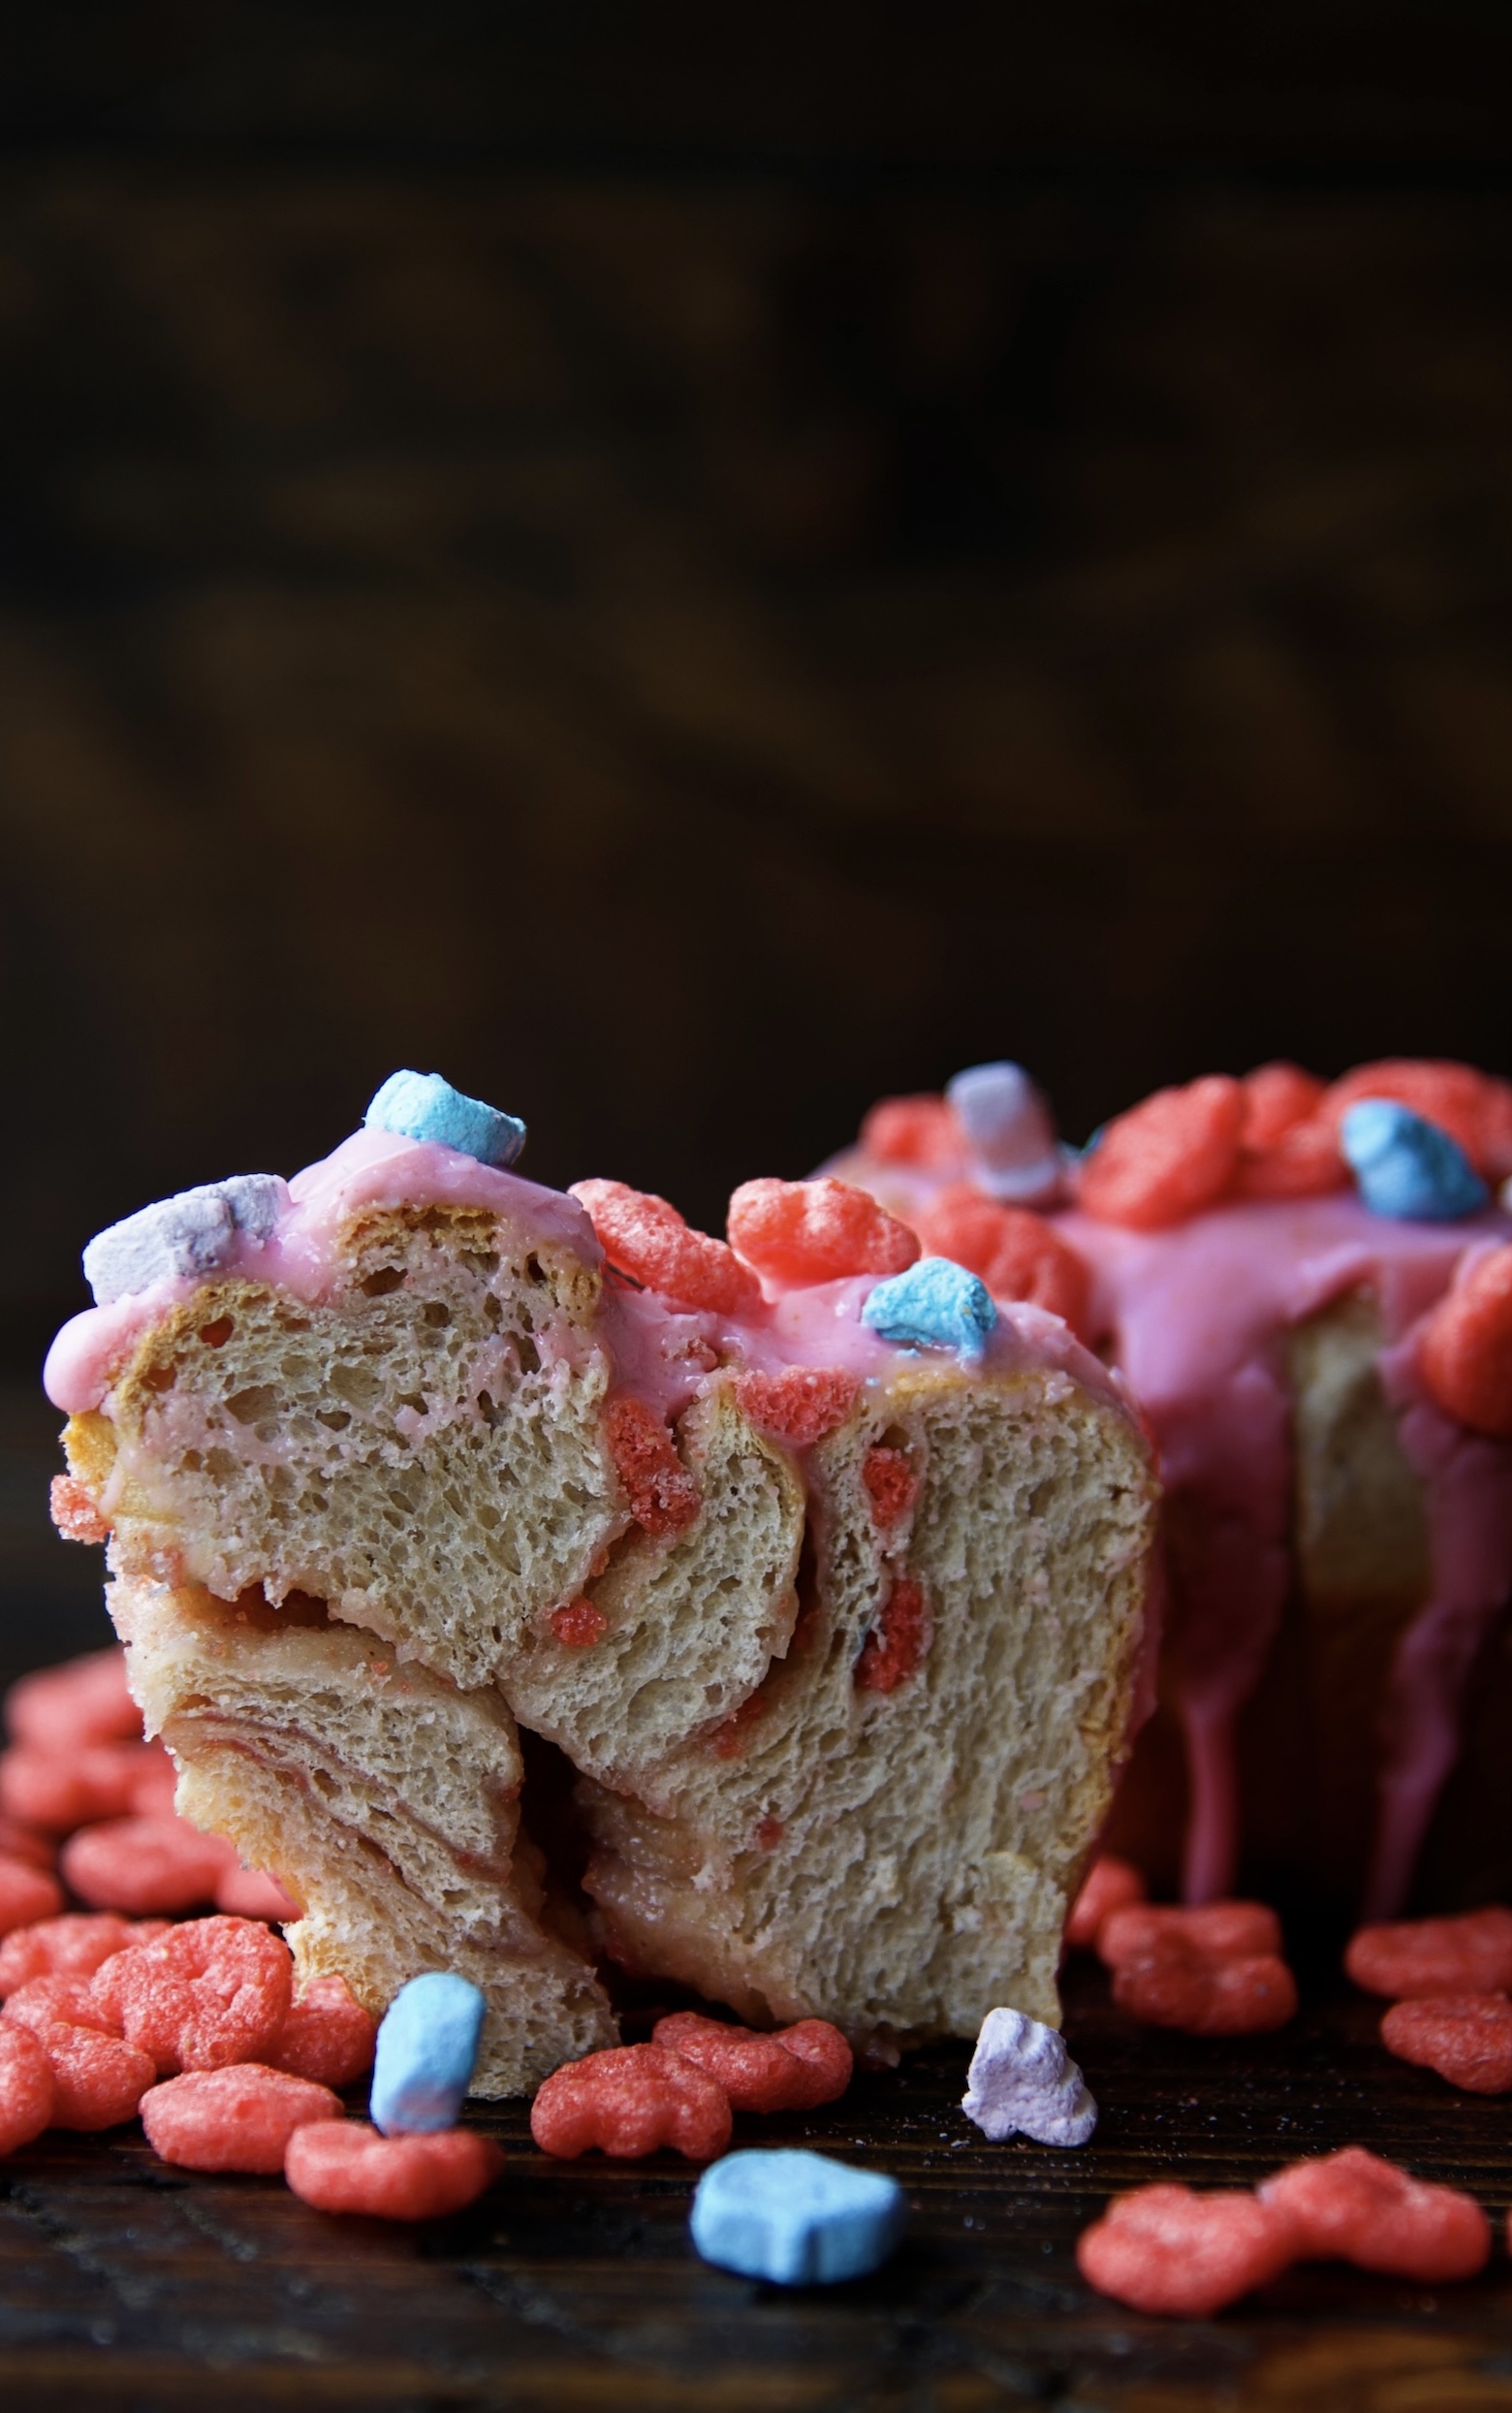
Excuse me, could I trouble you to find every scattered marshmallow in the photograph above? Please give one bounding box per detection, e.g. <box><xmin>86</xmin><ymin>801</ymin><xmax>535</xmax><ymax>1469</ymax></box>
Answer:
<box><xmin>961</xmin><ymin>2007</ymin><xmax>1097</xmax><ymax>2146</ymax></box>
<box><xmin>364</xmin><ymin>1071</ymin><xmax>525</xmax><ymax>1169</ymax></box>
<box><xmin>1340</xmin><ymin>1099</ymin><xmax>1488</xmax><ymax>1222</ymax></box>
<box><xmin>370</xmin><ymin>1971</ymin><xmax>485</xmax><ymax>2136</ymax></box>
<box><xmin>689</xmin><ymin>2147</ymin><xmax>905</xmax><ymax>2285</ymax></box>
<box><xmin>946</xmin><ymin>1063</ymin><xmax>1065</xmax><ymax>1205</ymax></box>
<box><xmin>862</xmin><ymin>1257</ymin><xmax>997</xmax><ymax>1360</ymax></box>
<box><xmin>83</xmin><ymin>1175</ymin><xmax>289</xmax><ymax>1306</ymax></box>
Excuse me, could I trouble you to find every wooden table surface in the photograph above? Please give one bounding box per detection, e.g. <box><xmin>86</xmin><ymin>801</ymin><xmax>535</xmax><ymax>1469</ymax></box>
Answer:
<box><xmin>5</xmin><ymin>1389</ymin><xmax>1512</xmax><ymax>2410</ymax></box>
<box><xmin>1</xmin><ymin>1968</ymin><xmax>1510</xmax><ymax>2412</ymax></box>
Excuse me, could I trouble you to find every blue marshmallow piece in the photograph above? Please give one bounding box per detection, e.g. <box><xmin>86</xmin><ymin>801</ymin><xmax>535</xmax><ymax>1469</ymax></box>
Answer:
<box><xmin>690</xmin><ymin>2148</ymin><xmax>905</xmax><ymax>2286</ymax></box>
<box><xmin>1340</xmin><ymin>1098</ymin><xmax>1489</xmax><ymax>1223</ymax></box>
<box><xmin>370</xmin><ymin>1972</ymin><xmax>487</xmax><ymax>2136</ymax></box>
<box><xmin>364</xmin><ymin>1070</ymin><xmax>525</xmax><ymax>1169</ymax></box>
<box><xmin>862</xmin><ymin>1255</ymin><xmax>997</xmax><ymax>1360</ymax></box>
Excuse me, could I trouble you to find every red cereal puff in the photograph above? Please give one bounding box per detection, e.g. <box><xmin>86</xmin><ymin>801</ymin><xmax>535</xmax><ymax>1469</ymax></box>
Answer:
<box><xmin>859</xmin><ymin>1095</ymin><xmax>961</xmax><ymax>1170</ymax></box>
<box><xmin>1260</xmin><ymin>2146</ymin><xmax>1490</xmax><ymax>2282</ymax></box>
<box><xmin>0</xmin><ymin>1741</ymin><xmax>165</xmax><ymax>1835</ymax></box>
<box><xmin>0</xmin><ymin>1856</ymin><xmax>63</xmax><ymax>1935</ymax></box>
<box><xmin>1418</xmin><ymin>1248</ymin><xmax>1512</xmax><ymax>1440</ymax></box>
<box><xmin>734</xmin><ymin>1367</ymin><xmax>862</xmax><ymax>1446</ymax></box>
<box><xmin>570</xmin><ymin>1179</ymin><xmax>760</xmax><ymax>1317</ymax></box>
<box><xmin>1382</xmin><ymin>1993</ymin><xmax>1512</xmax><ymax>2094</ymax></box>
<box><xmin>287</xmin><ymin>2118</ymin><xmax>501</xmax><ymax>2219</ymax></box>
<box><xmin>2</xmin><ymin>1973</ymin><xmax>117</xmax><ymax>2035</ymax></box>
<box><xmin>1345</xmin><ymin>1906</ymin><xmax>1512</xmax><ymax>2000</ymax></box>
<box><xmin>142</xmin><ymin>2064</ymin><xmax>343</xmax><ymax>2174</ymax></box>
<box><xmin>652</xmin><ymin>2013</ymin><xmax>853</xmax><ymax>2112</ymax></box>
<box><xmin>912</xmin><ymin>1189</ymin><xmax>1091</xmax><ymax>1340</ymax></box>
<box><xmin>855</xmin><ymin>1578</ymin><xmax>931</xmax><ymax>1696</ymax></box>
<box><xmin>215</xmin><ymin>1866</ymin><xmax>299</xmax><ymax>1921</ymax></box>
<box><xmin>0</xmin><ymin>2022</ymin><xmax>54</xmax><ymax>2156</ymax></box>
<box><xmin>1111</xmin><ymin>1942</ymin><xmax>1297</xmax><ymax>2038</ymax></box>
<box><xmin>1077</xmin><ymin>1076</ymin><xmax>1246</xmax><ymax>1230</ymax></box>
<box><xmin>1232</xmin><ymin>1117</ymin><xmax>1346</xmax><ymax>1202</ymax></box>
<box><xmin>1065</xmin><ymin>1855</ymin><xmax>1148</xmax><ymax>1952</ymax></box>
<box><xmin>92</xmin><ymin>1914</ymin><xmax>294</xmax><ymax>2075</ymax></box>
<box><xmin>1077</xmin><ymin>2183</ymin><xmax>1297</xmax><ymax>2317</ymax></box>
<box><xmin>550</xmin><ymin>1598</ymin><xmax>608</xmax><ymax>1648</ymax></box>
<box><xmin>0</xmin><ymin>1913</ymin><xmax>169</xmax><ymax>1995</ymax></box>
<box><xmin>530</xmin><ymin>2043</ymin><xmax>732</xmax><ymax>2161</ymax></box>
<box><xmin>1240</xmin><ymin>1063</ymin><xmax>1327</xmax><ymax>1149</ymax></box>
<box><xmin>62</xmin><ymin>1814</ymin><xmax>236</xmax><ymax>1915</ymax></box>
<box><xmin>128</xmin><ymin>1745</ymin><xmax>180</xmax><ymax>1821</ymax></box>
<box><xmin>602</xmin><ymin>1396</ymin><xmax>700</xmax><ymax>1538</ymax></box>
<box><xmin>1097</xmin><ymin>1900</ymin><xmax>1282</xmax><ymax>1969</ymax></box>
<box><xmin>36</xmin><ymin>2023</ymin><xmax>157</xmax><ymax>2131</ymax></box>
<box><xmin>5</xmin><ymin>1648</ymin><xmax>140</xmax><ymax>1752</ymax></box>
<box><xmin>862</xmin><ymin>1445</ymin><xmax>917</xmax><ymax>1531</ymax></box>
<box><xmin>271</xmin><ymin>1975</ymin><xmax>378</xmax><ymax>2089</ymax></box>
<box><xmin>727</xmin><ymin>1178</ymin><xmax>920</xmax><ymax>1290</ymax></box>
<box><xmin>0</xmin><ymin>1819</ymin><xmax>55</xmax><ymax>1873</ymax></box>
<box><xmin>47</xmin><ymin>1476</ymin><xmax>111</xmax><ymax>1546</ymax></box>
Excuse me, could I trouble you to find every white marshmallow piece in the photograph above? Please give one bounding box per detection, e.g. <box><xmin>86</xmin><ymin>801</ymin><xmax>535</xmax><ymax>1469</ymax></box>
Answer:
<box><xmin>945</xmin><ymin>1063</ymin><xmax>1065</xmax><ymax>1206</ymax></box>
<box><xmin>961</xmin><ymin>2006</ymin><xmax>1097</xmax><ymax>2146</ymax></box>
<box><xmin>83</xmin><ymin>1174</ymin><xmax>290</xmax><ymax>1306</ymax></box>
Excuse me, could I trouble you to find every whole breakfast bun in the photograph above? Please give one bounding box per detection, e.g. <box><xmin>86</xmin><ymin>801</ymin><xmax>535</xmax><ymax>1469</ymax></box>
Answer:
<box><xmin>47</xmin><ymin>1080</ymin><xmax>1156</xmax><ymax>2090</ymax></box>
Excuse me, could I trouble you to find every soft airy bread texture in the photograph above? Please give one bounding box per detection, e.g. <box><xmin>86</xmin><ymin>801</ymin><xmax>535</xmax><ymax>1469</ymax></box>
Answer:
<box><xmin>111</xmin><ymin>1573</ymin><xmax>614</xmax><ymax>2094</ymax></box>
<box><xmin>63</xmin><ymin>1185</ymin><xmax>1156</xmax><ymax>2085</ymax></box>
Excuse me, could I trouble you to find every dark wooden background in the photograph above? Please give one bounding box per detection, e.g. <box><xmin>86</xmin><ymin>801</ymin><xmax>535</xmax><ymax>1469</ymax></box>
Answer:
<box><xmin>2</xmin><ymin>16</ymin><xmax>1512</xmax><ymax>2401</ymax></box>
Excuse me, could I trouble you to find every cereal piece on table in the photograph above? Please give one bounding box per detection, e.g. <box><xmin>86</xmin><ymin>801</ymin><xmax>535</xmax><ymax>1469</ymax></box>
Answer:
<box><xmin>1340</xmin><ymin>1100</ymin><xmax>1488</xmax><ymax>1222</ymax></box>
<box><xmin>370</xmin><ymin>1972</ymin><xmax>485</xmax><ymax>2136</ymax></box>
<box><xmin>1344</xmin><ymin>1906</ymin><xmax>1512</xmax><ymax>1999</ymax></box>
<box><xmin>859</xmin><ymin>1095</ymin><xmax>960</xmax><ymax>1171</ymax></box>
<box><xmin>215</xmin><ymin>1865</ymin><xmax>299</xmax><ymax>1921</ymax></box>
<box><xmin>82</xmin><ymin>1175</ymin><xmax>288</xmax><ymax>1305</ymax></box>
<box><xmin>285</xmin><ymin>2120</ymin><xmax>503</xmax><ymax>2220</ymax></box>
<box><xmin>61</xmin><ymin>1815</ymin><xmax>237</xmax><ymax>1915</ymax></box>
<box><xmin>1077</xmin><ymin>1076</ymin><xmax>1246</xmax><ymax>1230</ymax></box>
<box><xmin>0</xmin><ymin>2023</ymin><xmax>54</xmax><ymax>2156</ymax></box>
<box><xmin>945</xmin><ymin>1063</ymin><xmax>1064</xmax><ymax>1205</ymax></box>
<box><xmin>0</xmin><ymin>1742</ymin><xmax>162</xmax><ymax>1834</ymax></box>
<box><xmin>690</xmin><ymin>2148</ymin><xmax>905</xmax><ymax>2285</ymax></box>
<box><xmin>601</xmin><ymin>1396</ymin><xmax>700</xmax><ymax>1538</ymax></box>
<box><xmin>1077</xmin><ymin>2184</ymin><xmax>1297</xmax><ymax>2317</ymax></box>
<box><xmin>727</xmin><ymin>1178</ymin><xmax>919</xmax><ymax>1289</ymax></box>
<box><xmin>1065</xmin><ymin>1855</ymin><xmax>1147</xmax><ymax>1952</ymax></box>
<box><xmin>0</xmin><ymin>1820</ymin><xmax>55</xmax><ymax>1873</ymax></box>
<box><xmin>1096</xmin><ymin>1900</ymin><xmax>1282</xmax><ymax>1969</ymax></box>
<box><xmin>92</xmin><ymin>1915</ymin><xmax>294</xmax><ymax>2074</ymax></box>
<box><xmin>0</xmin><ymin>1856</ymin><xmax>63</xmax><ymax>1934</ymax></box>
<box><xmin>271</xmin><ymin>1975</ymin><xmax>378</xmax><ymax>2088</ymax></box>
<box><xmin>1259</xmin><ymin>2147</ymin><xmax>1490</xmax><ymax>2282</ymax></box>
<box><xmin>0</xmin><ymin>1913</ymin><xmax>169</xmax><ymax>1994</ymax></box>
<box><xmin>861</xmin><ymin>1445</ymin><xmax>917</xmax><ymax>1531</ymax></box>
<box><xmin>861</xmin><ymin>1259</ymin><xmax>996</xmax><ymax>1361</ymax></box>
<box><xmin>961</xmin><ymin>2008</ymin><xmax>1097</xmax><ymax>2146</ymax></box>
<box><xmin>733</xmin><ymin>1368</ymin><xmax>861</xmax><ymax>1447</ymax></box>
<box><xmin>652</xmin><ymin>2013</ymin><xmax>852</xmax><ymax>2112</ymax></box>
<box><xmin>530</xmin><ymin>2043</ymin><xmax>732</xmax><ymax>2161</ymax></box>
<box><xmin>1418</xmin><ymin>1247</ymin><xmax>1512</xmax><ymax>1439</ymax></box>
<box><xmin>3</xmin><ymin>1974</ymin><xmax>117</xmax><ymax>2034</ymax></box>
<box><xmin>363</xmin><ymin>1070</ymin><xmax>525</xmax><ymax>1170</ymax></box>
<box><xmin>1381</xmin><ymin>1993</ymin><xmax>1512</xmax><ymax>2094</ymax></box>
<box><xmin>33</xmin><ymin>2023</ymin><xmax>156</xmax><ymax>2131</ymax></box>
<box><xmin>142</xmin><ymin>2065</ymin><xmax>344</xmax><ymax>2173</ymax></box>
<box><xmin>1113</xmin><ymin>1942</ymin><xmax>1298</xmax><ymax>2037</ymax></box>
<box><xmin>127</xmin><ymin>1746</ymin><xmax>180</xmax><ymax>1820</ymax></box>
<box><xmin>4</xmin><ymin>1649</ymin><xmax>139</xmax><ymax>1752</ymax></box>
<box><xmin>570</xmin><ymin>1179</ymin><xmax>759</xmax><ymax>1316</ymax></box>
<box><xmin>912</xmin><ymin>1188</ymin><xmax>1090</xmax><ymax>1338</ymax></box>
